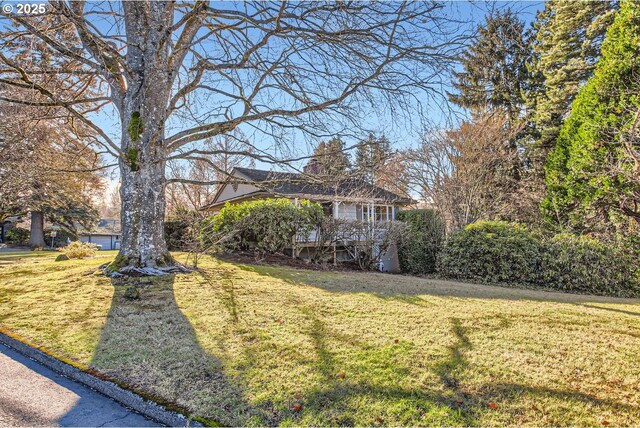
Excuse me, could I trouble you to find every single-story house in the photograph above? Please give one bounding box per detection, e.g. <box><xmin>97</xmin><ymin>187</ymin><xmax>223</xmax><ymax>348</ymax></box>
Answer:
<box><xmin>79</xmin><ymin>218</ymin><xmax>121</xmax><ymax>250</ymax></box>
<box><xmin>200</xmin><ymin>167</ymin><xmax>413</xmax><ymax>271</ymax></box>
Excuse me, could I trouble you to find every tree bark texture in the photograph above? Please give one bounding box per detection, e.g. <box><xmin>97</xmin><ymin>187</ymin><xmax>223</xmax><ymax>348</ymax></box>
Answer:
<box><xmin>29</xmin><ymin>211</ymin><xmax>45</xmax><ymax>248</ymax></box>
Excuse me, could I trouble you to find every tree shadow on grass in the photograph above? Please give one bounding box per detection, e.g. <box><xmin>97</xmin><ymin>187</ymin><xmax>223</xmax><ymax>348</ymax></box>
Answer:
<box><xmin>57</xmin><ymin>262</ymin><xmax>640</xmax><ymax>426</ymax></box>
<box><xmin>294</xmin><ymin>315</ymin><xmax>640</xmax><ymax>425</ymax></box>
<box><xmin>579</xmin><ymin>304</ymin><xmax>640</xmax><ymax>317</ymax></box>
<box><xmin>292</xmin><ymin>315</ymin><xmax>478</xmax><ymax>426</ymax></box>
<box><xmin>235</xmin><ymin>262</ymin><xmax>640</xmax><ymax>305</ymax></box>
<box><xmin>84</xmin><ymin>274</ymin><xmax>258</xmax><ymax>425</ymax></box>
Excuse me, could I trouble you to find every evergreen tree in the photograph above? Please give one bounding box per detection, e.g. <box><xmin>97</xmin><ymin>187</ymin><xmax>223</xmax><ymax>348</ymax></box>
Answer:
<box><xmin>543</xmin><ymin>0</ymin><xmax>640</xmax><ymax>232</ymax></box>
<box><xmin>354</xmin><ymin>133</ymin><xmax>392</xmax><ymax>184</ymax></box>
<box><xmin>449</xmin><ymin>9</ymin><xmax>530</xmax><ymax>119</ymax></box>
<box><xmin>303</xmin><ymin>137</ymin><xmax>351</xmax><ymax>177</ymax></box>
<box><xmin>527</xmin><ymin>1</ymin><xmax>615</xmax><ymax>165</ymax></box>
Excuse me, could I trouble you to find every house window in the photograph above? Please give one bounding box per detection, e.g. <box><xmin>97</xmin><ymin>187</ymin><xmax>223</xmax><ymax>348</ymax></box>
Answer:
<box><xmin>360</xmin><ymin>204</ymin><xmax>369</xmax><ymax>221</ymax></box>
<box><xmin>375</xmin><ymin>206</ymin><xmax>389</xmax><ymax>222</ymax></box>
<box><xmin>359</xmin><ymin>204</ymin><xmax>392</xmax><ymax>222</ymax></box>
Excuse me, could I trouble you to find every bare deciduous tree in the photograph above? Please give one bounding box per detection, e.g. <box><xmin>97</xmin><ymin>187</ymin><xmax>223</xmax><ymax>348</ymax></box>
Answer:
<box><xmin>166</xmin><ymin>134</ymin><xmax>255</xmax><ymax>213</ymax></box>
<box><xmin>0</xmin><ymin>98</ymin><xmax>104</xmax><ymax>247</ymax></box>
<box><xmin>1</xmin><ymin>1</ymin><xmax>466</xmax><ymax>273</ymax></box>
<box><xmin>405</xmin><ymin>113</ymin><xmax>535</xmax><ymax>231</ymax></box>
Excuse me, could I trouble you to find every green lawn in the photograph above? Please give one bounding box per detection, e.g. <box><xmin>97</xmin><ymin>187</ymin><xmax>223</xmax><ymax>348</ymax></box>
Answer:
<box><xmin>1</xmin><ymin>251</ymin><xmax>639</xmax><ymax>426</ymax></box>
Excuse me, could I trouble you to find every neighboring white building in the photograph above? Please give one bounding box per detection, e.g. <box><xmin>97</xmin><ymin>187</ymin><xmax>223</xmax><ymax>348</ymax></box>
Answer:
<box><xmin>79</xmin><ymin>218</ymin><xmax>121</xmax><ymax>250</ymax></box>
<box><xmin>200</xmin><ymin>167</ymin><xmax>413</xmax><ymax>271</ymax></box>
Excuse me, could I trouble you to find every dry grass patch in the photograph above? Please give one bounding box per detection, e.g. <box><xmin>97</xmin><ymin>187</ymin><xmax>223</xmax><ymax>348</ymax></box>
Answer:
<box><xmin>1</xmin><ymin>252</ymin><xmax>639</xmax><ymax>426</ymax></box>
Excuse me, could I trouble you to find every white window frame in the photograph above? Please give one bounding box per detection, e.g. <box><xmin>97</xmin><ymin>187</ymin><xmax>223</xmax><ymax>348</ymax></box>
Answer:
<box><xmin>360</xmin><ymin>204</ymin><xmax>394</xmax><ymax>222</ymax></box>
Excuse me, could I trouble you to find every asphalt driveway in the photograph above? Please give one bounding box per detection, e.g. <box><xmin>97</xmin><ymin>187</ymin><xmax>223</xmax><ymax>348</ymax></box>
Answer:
<box><xmin>0</xmin><ymin>343</ymin><xmax>158</xmax><ymax>427</ymax></box>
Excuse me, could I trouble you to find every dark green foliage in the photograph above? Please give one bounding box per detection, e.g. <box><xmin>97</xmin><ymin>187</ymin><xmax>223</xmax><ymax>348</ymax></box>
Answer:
<box><xmin>437</xmin><ymin>221</ymin><xmax>540</xmax><ymax>285</ymax></box>
<box><xmin>124</xmin><ymin>286</ymin><xmax>140</xmax><ymax>300</ymax></box>
<box><xmin>539</xmin><ymin>234</ymin><xmax>640</xmax><ymax>297</ymax></box>
<box><xmin>396</xmin><ymin>209</ymin><xmax>445</xmax><ymax>274</ymax></box>
<box><xmin>303</xmin><ymin>137</ymin><xmax>351</xmax><ymax>176</ymax></box>
<box><xmin>437</xmin><ymin>221</ymin><xmax>640</xmax><ymax>297</ymax></box>
<box><xmin>449</xmin><ymin>9</ymin><xmax>529</xmax><ymax>118</ymax></box>
<box><xmin>5</xmin><ymin>227</ymin><xmax>30</xmax><ymax>245</ymax></box>
<box><xmin>543</xmin><ymin>0</ymin><xmax>640</xmax><ymax>231</ymax></box>
<box><xmin>354</xmin><ymin>133</ymin><xmax>392</xmax><ymax>184</ymax></box>
<box><xmin>526</xmin><ymin>0</ymin><xmax>615</xmax><ymax>162</ymax></box>
<box><xmin>164</xmin><ymin>218</ymin><xmax>191</xmax><ymax>251</ymax></box>
<box><xmin>202</xmin><ymin>198</ymin><xmax>324</xmax><ymax>254</ymax></box>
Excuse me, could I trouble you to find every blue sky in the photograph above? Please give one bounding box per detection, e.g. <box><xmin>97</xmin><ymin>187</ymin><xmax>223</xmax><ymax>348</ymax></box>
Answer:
<box><xmin>1</xmin><ymin>1</ymin><xmax>545</xmax><ymax>197</ymax></box>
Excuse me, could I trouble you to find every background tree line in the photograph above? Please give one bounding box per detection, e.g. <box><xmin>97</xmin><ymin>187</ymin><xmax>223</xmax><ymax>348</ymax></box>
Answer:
<box><xmin>405</xmin><ymin>0</ymin><xmax>639</xmax><ymax>247</ymax></box>
<box><xmin>3</xmin><ymin>0</ymin><xmax>638</xmax><ymax>263</ymax></box>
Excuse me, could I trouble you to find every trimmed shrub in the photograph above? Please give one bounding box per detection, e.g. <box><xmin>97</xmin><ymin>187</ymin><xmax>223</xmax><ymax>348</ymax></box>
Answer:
<box><xmin>5</xmin><ymin>227</ymin><xmax>29</xmax><ymax>245</ymax></box>
<box><xmin>396</xmin><ymin>209</ymin><xmax>445</xmax><ymax>274</ymax></box>
<box><xmin>202</xmin><ymin>198</ymin><xmax>324</xmax><ymax>254</ymax></box>
<box><xmin>437</xmin><ymin>221</ymin><xmax>640</xmax><ymax>297</ymax></box>
<box><xmin>61</xmin><ymin>241</ymin><xmax>98</xmax><ymax>259</ymax></box>
<box><xmin>540</xmin><ymin>234</ymin><xmax>640</xmax><ymax>297</ymax></box>
<box><xmin>437</xmin><ymin>221</ymin><xmax>540</xmax><ymax>285</ymax></box>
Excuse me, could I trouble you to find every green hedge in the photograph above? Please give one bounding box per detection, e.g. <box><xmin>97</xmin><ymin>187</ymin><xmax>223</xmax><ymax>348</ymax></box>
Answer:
<box><xmin>539</xmin><ymin>234</ymin><xmax>640</xmax><ymax>296</ymax></box>
<box><xmin>396</xmin><ymin>209</ymin><xmax>445</xmax><ymax>274</ymax></box>
<box><xmin>202</xmin><ymin>198</ymin><xmax>324</xmax><ymax>254</ymax></box>
<box><xmin>437</xmin><ymin>221</ymin><xmax>540</xmax><ymax>285</ymax></box>
<box><xmin>437</xmin><ymin>221</ymin><xmax>640</xmax><ymax>297</ymax></box>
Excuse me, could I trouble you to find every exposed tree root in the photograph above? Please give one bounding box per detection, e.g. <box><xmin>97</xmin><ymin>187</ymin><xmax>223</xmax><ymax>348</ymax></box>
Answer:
<box><xmin>99</xmin><ymin>262</ymin><xmax>193</xmax><ymax>277</ymax></box>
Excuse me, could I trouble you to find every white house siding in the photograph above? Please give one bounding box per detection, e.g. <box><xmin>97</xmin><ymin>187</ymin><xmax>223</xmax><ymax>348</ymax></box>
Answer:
<box><xmin>334</xmin><ymin>203</ymin><xmax>358</xmax><ymax>220</ymax></box>
<box><xmin>80</xmin><ymin>235</ymin><xmax>120</xmax><ymax>250</ymax></box>
<box><xmin>217</xmin><ymin>182</ymin><xmax>261</xmax><ymax>203</ymax></box>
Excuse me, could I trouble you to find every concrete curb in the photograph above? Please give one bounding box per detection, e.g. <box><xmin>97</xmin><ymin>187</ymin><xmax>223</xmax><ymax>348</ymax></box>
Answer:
<box><xmin>0</xmin><ymin>332</ymin><xmax>202</xmax><ymax>427</ymax></box>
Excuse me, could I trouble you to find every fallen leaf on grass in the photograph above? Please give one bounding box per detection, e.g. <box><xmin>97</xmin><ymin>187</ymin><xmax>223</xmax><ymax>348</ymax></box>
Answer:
<box><xmin>338</xmin><ymin>373</ymin><xmax>345</xmax><ymax>379</ymax></box>
<box><xmin>488</xmin><ymin>403</ymin><xmax>499</xmax><ymax>409</ymax></box>
<box><xmin>601</xmin><ymin>421</ymin><xmax>610</xmax><ymax>426</ymax></box>
<box><xmin>293</xmin><ymin>403</ymin><xmax>302</xmax><ymax>412</ymax></box>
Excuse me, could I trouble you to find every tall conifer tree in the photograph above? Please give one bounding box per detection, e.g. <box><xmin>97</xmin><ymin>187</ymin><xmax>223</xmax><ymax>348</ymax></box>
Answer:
<box><xmin>543</xmin><ymin>0</ymin><xmax>640</xmax><ymax>232</ymax></box>
<box><xmin>527</xmin><ymin>1</ymin><xmax>615</xmax><ymax>166</ymax></box>
<box><xmin>449</xmin><ymin>9</ymin><xmax>529</xmax><ymax>119</ymax></box>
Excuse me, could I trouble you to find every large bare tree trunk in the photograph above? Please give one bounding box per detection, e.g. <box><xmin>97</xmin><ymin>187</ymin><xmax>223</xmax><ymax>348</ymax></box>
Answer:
<box><xmin>117</xmin><ymin>151</ymin><xmax>170</xmax><ymax>269</ymax></box>
<box><xmin>113</xmin><ymin>86</ymin><xmax>173</xmax><ymax>271</ymax></box>
<box><xmin>29</xmin><ymin>211</ymin><xmax>45</xmax><ymax>248</ymax></box>
<box><xmin>110</xmin><ymin>3</ymin><xmax>175</xmax><ymax>273</ymax></box>
<box><xmin>2</xmin><ymin>2</ymin><xmax>462</xmax><ymax>274</ymax></box>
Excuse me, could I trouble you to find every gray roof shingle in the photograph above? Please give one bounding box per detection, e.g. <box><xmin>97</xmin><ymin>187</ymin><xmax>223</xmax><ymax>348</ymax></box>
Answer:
<box><xmin>231</xmin><ymin>167</ymin><xmax>412</xmax><ymax>203</ymax></box>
